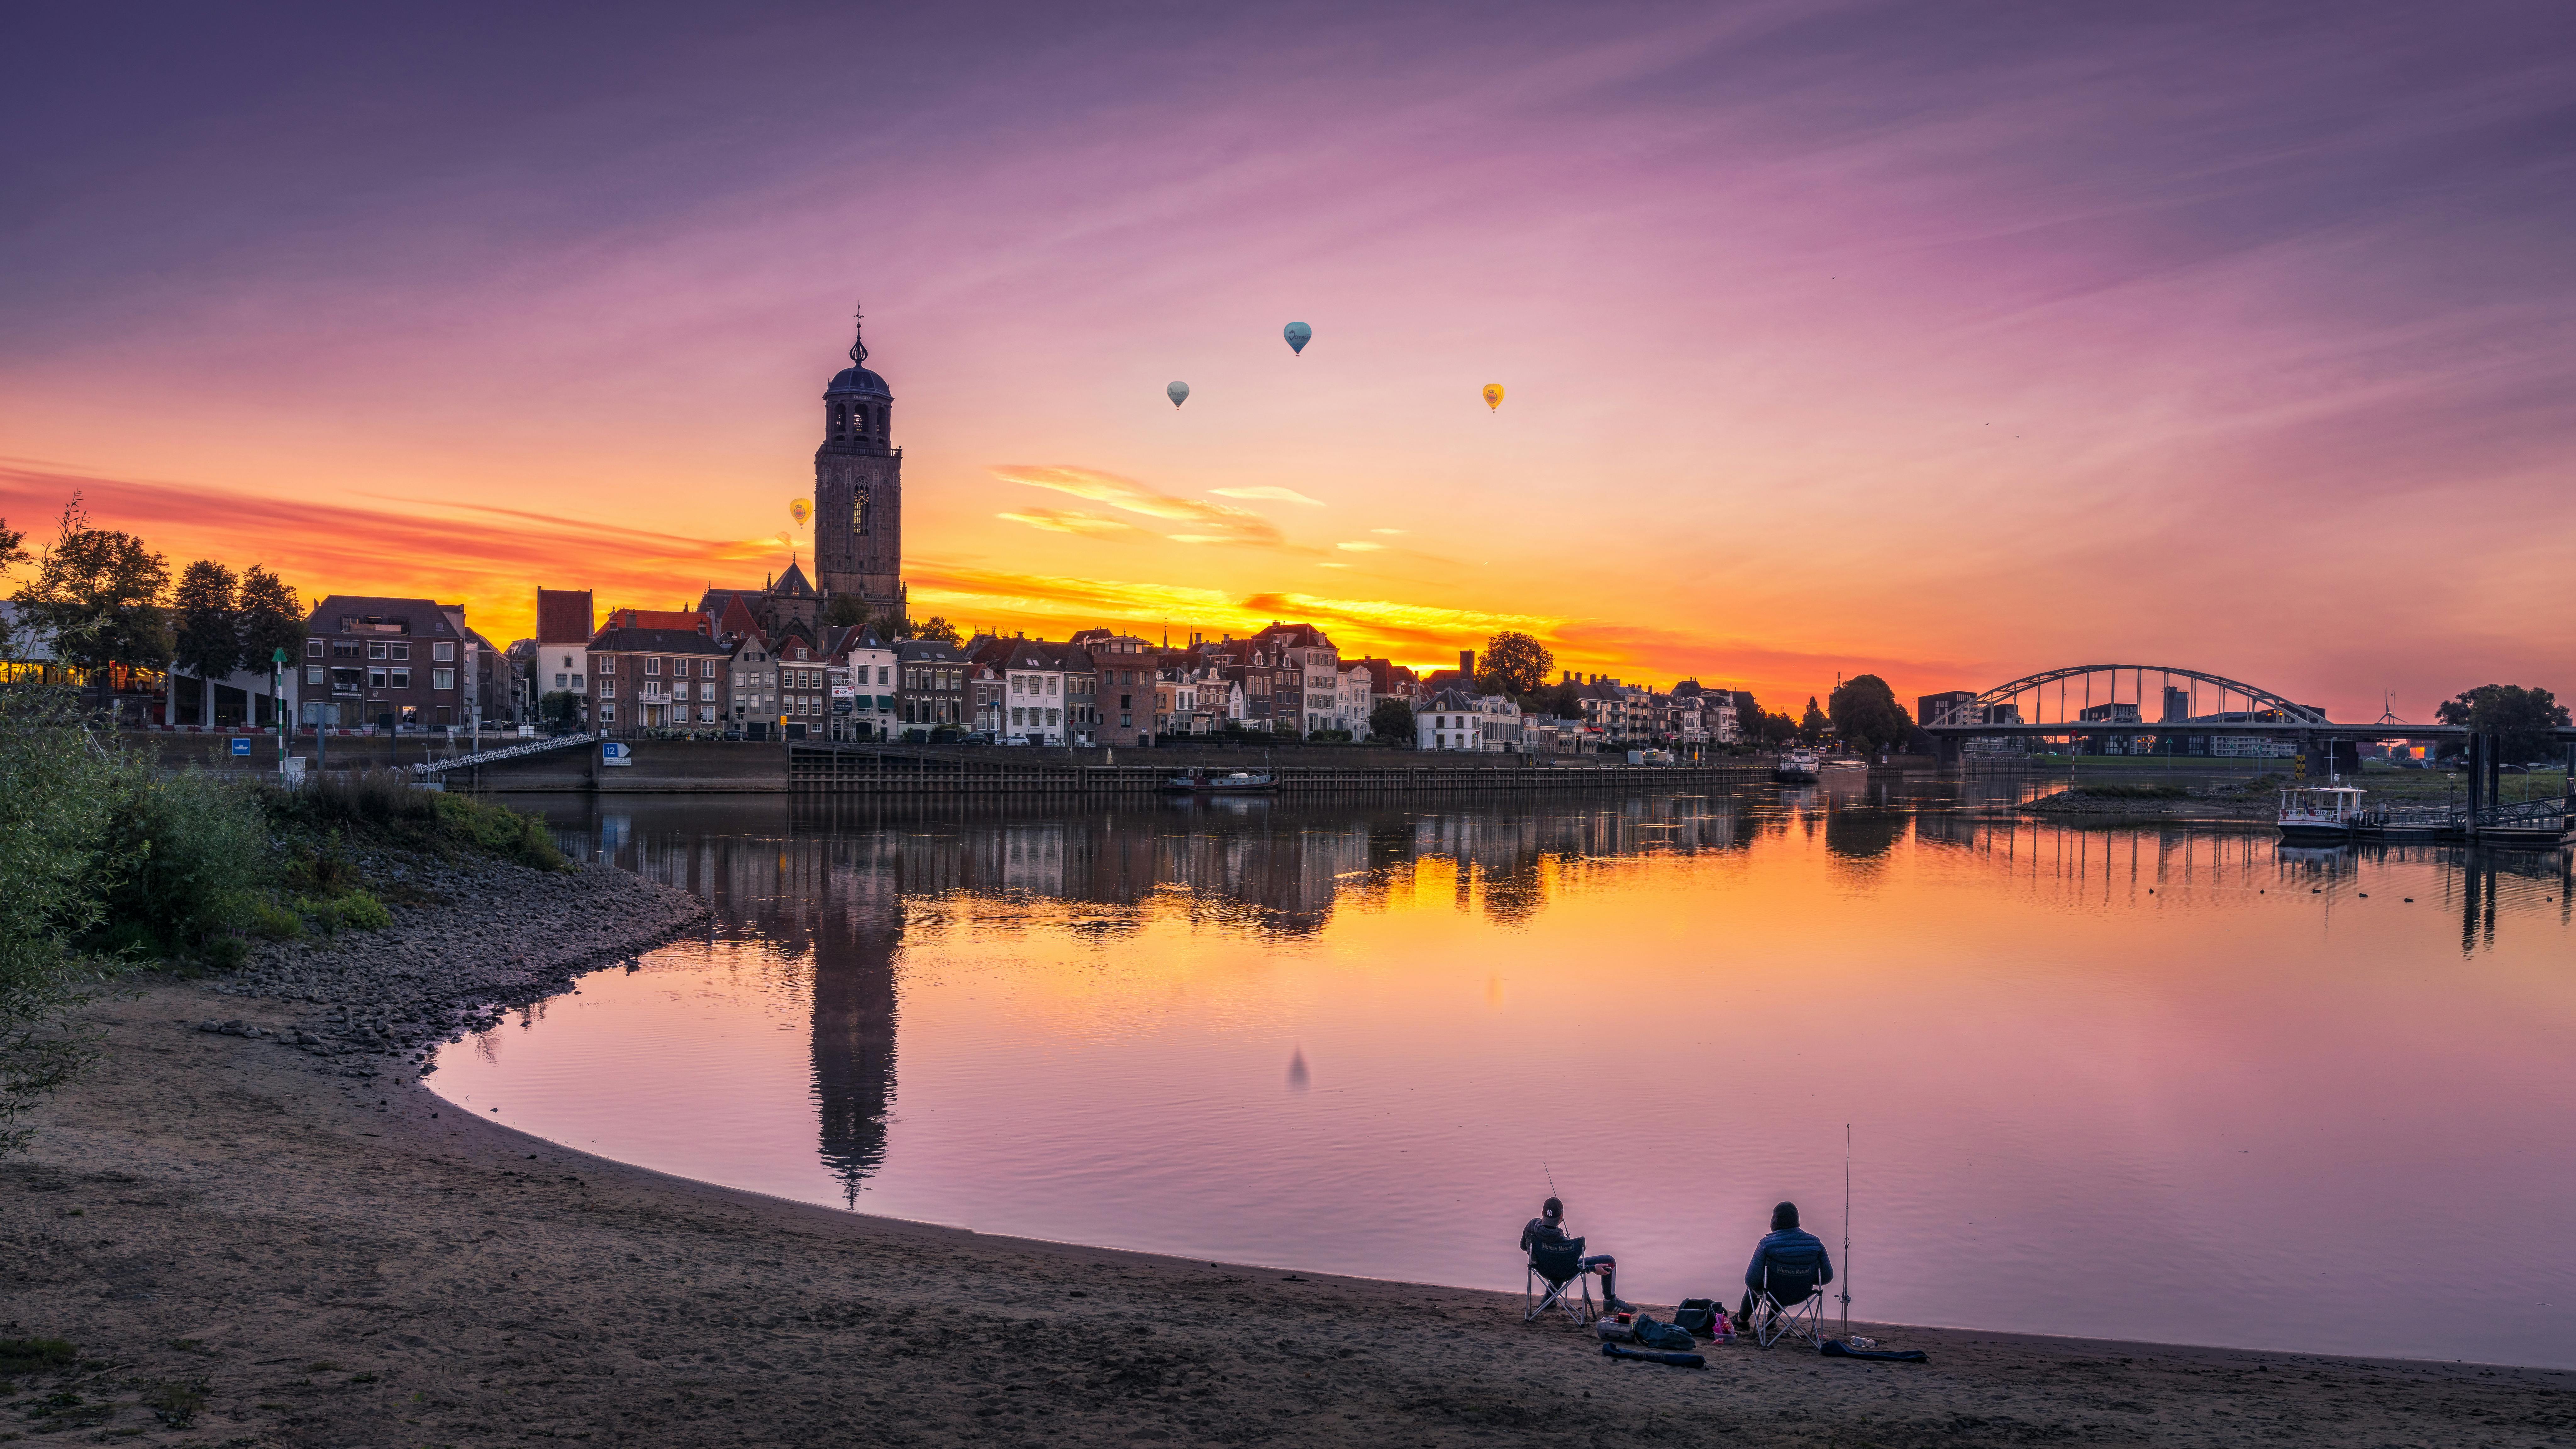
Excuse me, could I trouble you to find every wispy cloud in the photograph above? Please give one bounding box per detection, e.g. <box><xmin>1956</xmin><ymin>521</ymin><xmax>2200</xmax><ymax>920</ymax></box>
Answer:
<box><xmin>996</xmin><ymin>507</ymin><xmax>1152</xmax><ymax>539</ymax></box>
<box><xmin>0</xmin><ymin>463</ymin><xmax>767</xmax><ymax>642</ymax></box>
<box><xmin>1369</xmin><ymin>528</ymin><xmax>1407</xmax><ymax>535</ymax></box>
<box><xmin>1208</xmin><ymin>486</ymin><xmax>1326</xmax><ymax>507</ymax></box>
<box><xmin>994</xmin><ymin>465</ymin><xmax>1283</xmax><ymax>547</ymax></box>
<box><xmin>1335</xmin><ymin>541</ymin><xmax>1385</xmax><ymax>552</ymax></box>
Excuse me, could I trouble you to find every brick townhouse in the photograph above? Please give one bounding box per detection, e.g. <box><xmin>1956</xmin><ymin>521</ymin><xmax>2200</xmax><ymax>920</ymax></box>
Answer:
<box><xmin>588</xmin><ymin>625</ymin><xmax>731</xmax><ymax>735</ymax></box>
<box><xmin>300</xmin><ymin>595</ymin><xmax>473</xmax><ymax>731</ymax></box>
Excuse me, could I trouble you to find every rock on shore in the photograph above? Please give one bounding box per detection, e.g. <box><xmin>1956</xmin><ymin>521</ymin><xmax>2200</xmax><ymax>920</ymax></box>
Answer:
<box><xmin>199</xmin><ymin>854</ymin><xmax>707</xmax><ymax>1077</ymax></box>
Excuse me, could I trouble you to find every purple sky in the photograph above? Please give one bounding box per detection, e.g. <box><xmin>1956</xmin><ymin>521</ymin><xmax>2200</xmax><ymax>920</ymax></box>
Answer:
<box><xmin>4</xmin><ymin>3</ymin><xmax>2571</xmax><ymax>712</ymax></box>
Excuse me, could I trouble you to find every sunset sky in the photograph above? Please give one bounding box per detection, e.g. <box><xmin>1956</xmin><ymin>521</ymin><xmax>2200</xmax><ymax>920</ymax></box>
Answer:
<box><xmin>4</xmin><ymin>3</ymin><xmax>2570</xmax><ymax>718</ymax></box>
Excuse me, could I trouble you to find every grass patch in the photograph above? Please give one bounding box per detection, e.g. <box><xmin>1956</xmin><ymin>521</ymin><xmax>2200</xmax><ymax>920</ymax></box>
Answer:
<box><xmin>142</xmin><ymin>1379</ymin><xmax>207</xmax><ymax>1427</ymax></box>
<box><xmin>0</xmin><ymin>1339</ymin><xmax>75</xmax><ymax>1374</ymax></box>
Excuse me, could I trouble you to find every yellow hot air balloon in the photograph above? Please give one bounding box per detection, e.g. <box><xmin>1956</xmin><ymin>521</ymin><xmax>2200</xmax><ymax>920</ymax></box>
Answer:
<box><xmin>1482</xmin><ymin>383</ymin><xmax>1504</xmax><ymax>412</ymax></box>
<box><xmin>789</xmin><ymin>497</ymin><xmax>813</xmax><ymax>529</ymax></box>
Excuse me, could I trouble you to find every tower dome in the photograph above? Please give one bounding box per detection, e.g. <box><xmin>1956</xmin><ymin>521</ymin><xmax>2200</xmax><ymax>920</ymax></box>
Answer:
<box><xmin>825</xmin><ymin>306</ymin><xmax>891</xmax><ymax>400</ymax></box>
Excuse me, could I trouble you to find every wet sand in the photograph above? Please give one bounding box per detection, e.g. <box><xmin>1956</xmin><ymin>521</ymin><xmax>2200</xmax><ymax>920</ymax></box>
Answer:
<box><xmin>6</xmin><ymin>985</ymin><xmax>2569</xmax><ymax>1447</ymax></box>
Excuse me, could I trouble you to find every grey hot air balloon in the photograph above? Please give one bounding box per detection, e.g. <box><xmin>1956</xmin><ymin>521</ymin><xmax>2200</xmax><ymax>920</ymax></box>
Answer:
<box><xmin>1167</xmin><ymin>380</ymin><xmax>1190</xmax><ymax>408</ymax></box>
<box><xmin>1283</xmin><ymin>321</ymin><xmax>1311</xmax><ymax>356</ymax></box>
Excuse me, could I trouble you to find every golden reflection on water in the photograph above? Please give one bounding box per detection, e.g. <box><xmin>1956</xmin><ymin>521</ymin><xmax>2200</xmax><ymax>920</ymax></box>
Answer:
<box><xmin>429</xmin><ymin>783</ymin><xmax>2576</xmax><ymax>1367</ymax></box>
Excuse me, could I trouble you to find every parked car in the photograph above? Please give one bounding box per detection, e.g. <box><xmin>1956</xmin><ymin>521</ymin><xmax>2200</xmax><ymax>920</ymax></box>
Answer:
<box><xmin>959</xmin><ymin>730</ymin><xmax>994</xmax><ymax>745</ymax></box>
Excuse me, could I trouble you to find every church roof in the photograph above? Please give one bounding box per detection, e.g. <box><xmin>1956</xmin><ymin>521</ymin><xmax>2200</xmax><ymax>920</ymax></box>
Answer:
<box><xmin>772</xmin><ymin>559</ymin><xmax>817</xmax><ymax>598</ymax></box>
<box><xmin>826</xmin><ymin>364</ymin><xmax>891</xmax><ymax>399</ymax></box>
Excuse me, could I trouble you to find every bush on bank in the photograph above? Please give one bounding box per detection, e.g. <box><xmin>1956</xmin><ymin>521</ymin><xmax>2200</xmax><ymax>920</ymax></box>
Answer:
<box><xmin>0</xmin><ymin>692</ymin><xmax>569</xmax><ymax>1150</ymax></box>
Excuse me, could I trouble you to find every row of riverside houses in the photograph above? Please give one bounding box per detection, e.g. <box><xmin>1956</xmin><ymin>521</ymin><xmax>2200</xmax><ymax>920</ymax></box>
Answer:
<box><xmin>504</xmin><ymin>576</ymin><xmax>1761</xmax><ymax>749</ymax></box>
<box><xmin>74</xmin><ymin>568</ymin><xmax>1751</xmax><ymax>753</ymax></box>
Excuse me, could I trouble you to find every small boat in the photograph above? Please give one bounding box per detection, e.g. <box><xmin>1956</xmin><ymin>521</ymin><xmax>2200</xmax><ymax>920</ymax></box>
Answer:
<box><xmin>2277</xmin><ymin>785</ymin><xmax>2363</xmax><ymax>842</ymax></box>
<box><xmin>1775</xmin><ymin>748</ymin><xmax>1822</xmax><ymax>783</ymax></box>
<box><xmin>1163</xmin><ymin>770</ymin><xmax>1277</xmax><ymax>795</ymax></box>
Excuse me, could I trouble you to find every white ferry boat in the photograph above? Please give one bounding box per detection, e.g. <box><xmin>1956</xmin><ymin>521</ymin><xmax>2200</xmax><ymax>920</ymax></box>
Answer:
<box><xmin>2276</xmin><ymin>785</ymin><xmax>2363</xmax><ymax>843</ymax></box>
<box><xmin>1775</xmin><ymin>748</ymin><xmax>1822</xmax><ymax>784</ymax></box>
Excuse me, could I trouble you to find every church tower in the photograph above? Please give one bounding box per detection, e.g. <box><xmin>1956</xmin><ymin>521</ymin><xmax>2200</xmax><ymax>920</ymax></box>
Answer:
<box><xmin>814</xmin><ymin>307</ymin><xmax>903</xmax><ymax>612</ymax></box>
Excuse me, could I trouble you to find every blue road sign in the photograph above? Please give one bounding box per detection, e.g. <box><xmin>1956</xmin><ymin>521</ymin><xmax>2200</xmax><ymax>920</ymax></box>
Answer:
<box><xmin>230</xmin><ymin>737</ymin><xmax>252</xmax><ymax>756</ymax></box>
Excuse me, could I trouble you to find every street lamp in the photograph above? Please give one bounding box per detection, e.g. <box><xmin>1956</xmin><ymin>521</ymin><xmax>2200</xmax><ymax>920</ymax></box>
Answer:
<box><xmin>271</xmin><ymin>647</ymin><xmax>289</xmax><ymax>774</ymax></box>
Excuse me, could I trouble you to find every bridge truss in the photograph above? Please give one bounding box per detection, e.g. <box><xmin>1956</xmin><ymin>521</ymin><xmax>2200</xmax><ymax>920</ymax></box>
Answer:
<box><xmin>1922</xmin><ymin>665</ymin><xmax>2330</xmax><ymax>732</ymax></box>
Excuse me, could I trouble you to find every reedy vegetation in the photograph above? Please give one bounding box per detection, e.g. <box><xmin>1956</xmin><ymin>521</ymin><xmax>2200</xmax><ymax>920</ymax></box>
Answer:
<box><xmin>0</xmin><ymin>686</ymin><xmax>566</xmax><ymax>1151</ymax></box>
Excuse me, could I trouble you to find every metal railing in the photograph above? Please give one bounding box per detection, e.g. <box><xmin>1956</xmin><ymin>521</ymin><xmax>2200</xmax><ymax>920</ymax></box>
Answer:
<box><xmin>412</xmin><ymin>732</ymin><xmax>596</xmax><ymax>776</ymax></box>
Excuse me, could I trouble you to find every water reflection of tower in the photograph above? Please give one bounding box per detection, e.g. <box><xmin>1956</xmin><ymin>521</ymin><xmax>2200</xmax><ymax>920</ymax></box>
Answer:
<box><xmin>810</xmin><ymin>839</ymin><xmax>902</xmax><ymax>1206</ymax></box>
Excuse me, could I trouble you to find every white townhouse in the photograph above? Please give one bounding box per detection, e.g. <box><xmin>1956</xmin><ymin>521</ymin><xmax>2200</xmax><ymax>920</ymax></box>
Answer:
<box><xmin>834</xmin><ymin>628</ymin><xmax>899</xmax><ymax>741</ymax></box>
<box><xmin>1416</xmin><ymin>689</ymin><xmax>1524</xmax><ymax>753</ymax></box>
<box><xmin>997</xmin><ymin>641</ymin><xmax>1068</xmax><ymax>745</ymax></box>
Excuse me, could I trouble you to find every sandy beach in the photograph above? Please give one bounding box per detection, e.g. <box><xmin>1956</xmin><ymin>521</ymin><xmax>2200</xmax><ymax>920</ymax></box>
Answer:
<box><xmin>2</xmin><ymin>971</ymin><xmax>2566</xmax><ymax>1448</ymax></box>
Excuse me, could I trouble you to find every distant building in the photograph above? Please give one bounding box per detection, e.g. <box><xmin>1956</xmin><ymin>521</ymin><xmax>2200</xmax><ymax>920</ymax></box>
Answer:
<box><xmin>300</xmin><ymin>595</ymin><xmax>472</xmax><ymax>732</ymax></box>
<box><xmin>1918</xmin><ymin>690</ymin><xmax>1977</xmax><ymax>728</ymax></box>
<box><xmin>1417</xmin><ymin>690</ymin><xmax>1522</xmax><ymax>753</ymax></box>
<box><xmin>587</xmin><ymin>625</ymin><xmax>731</xmax><ymax>735</ymax></box>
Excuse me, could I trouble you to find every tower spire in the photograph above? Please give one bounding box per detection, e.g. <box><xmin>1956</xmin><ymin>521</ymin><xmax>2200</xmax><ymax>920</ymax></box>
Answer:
<box><xmin>848</xmin><ymin>300</ymin><xmax>868</xmax><ymax>368</ymax></box>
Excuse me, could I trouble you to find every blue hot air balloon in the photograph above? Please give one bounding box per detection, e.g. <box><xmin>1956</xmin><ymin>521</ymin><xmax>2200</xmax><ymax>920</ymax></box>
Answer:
<box><xmin>1167</xmin><ymin>380</ymin><xmax>1190</xmax><ymax>408</ymax></box>
<box><xmin>1283</xmin><ymin>321</ymin><xmax>1311</xmax><ymax>356</ymax></box>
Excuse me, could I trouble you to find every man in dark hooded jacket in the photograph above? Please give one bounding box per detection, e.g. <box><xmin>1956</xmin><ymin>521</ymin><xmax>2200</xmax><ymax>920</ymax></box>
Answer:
<box><xmin>1732</xmin><ymin>1200</ymin><xmax>1833</xmax><ymax>1333</ymax></box>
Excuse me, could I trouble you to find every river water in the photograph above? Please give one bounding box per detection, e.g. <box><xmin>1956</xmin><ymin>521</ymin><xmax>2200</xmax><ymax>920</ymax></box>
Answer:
<box><xmin>425</xmin><ymin>773</ymin><xmax>2575</xmax><ymax>1367</ymax></box>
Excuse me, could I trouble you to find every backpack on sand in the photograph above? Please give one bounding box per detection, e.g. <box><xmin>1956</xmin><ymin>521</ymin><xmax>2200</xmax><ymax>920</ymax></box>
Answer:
<box><xmin>1672</xmin><ymin>1299</ymin><xmax>1718</xmax><ymax>1337</ymax></box>
<box><xmin>1630</xmin><ymin>1315</ymin><xmax>1696</xmax><ymax>1352</ymax></box>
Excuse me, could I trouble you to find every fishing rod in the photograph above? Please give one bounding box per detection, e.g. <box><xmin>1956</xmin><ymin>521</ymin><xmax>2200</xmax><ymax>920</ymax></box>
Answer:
<box><xmin>1840</xmin><ymin>1123</ymin><xmax>1852</xmax><ymax>1342</ymax></box>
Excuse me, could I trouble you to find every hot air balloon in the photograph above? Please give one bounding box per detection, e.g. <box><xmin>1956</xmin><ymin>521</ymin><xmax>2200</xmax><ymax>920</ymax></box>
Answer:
<box><xmin>1283</xmin><ymin>321</ymin><xmax>1311</xmax><ymax>356</ymax></box>
<box><xmin>1168</xmin><ymin>380</ymin><xmax>1191</xmax><ymax>408</ymax></box>
<box><xmin>789</xmin><ymin>498</ymin><xmax>812</xmax><ymax>529</ymax></box>
<box><xmin>1482</xmin><ymin>383</ymin><xmax>1504</xmax><ymax>411</ymax></box>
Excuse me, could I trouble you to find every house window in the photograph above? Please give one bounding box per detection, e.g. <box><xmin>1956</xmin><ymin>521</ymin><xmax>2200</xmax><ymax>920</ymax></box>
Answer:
<box><xmin>306</xmin><ymin>666</ymin><xmax>325</xmax><ymax>685</ymax></box>
<box><xmin>1011</xmin><ymin>708</ymin><xmax>1025</xmax><ymax>726</ymax></box>
<box><xmin>1046</xmin><ymin>709</ymin><xmax>1059</xmax><ymax>727</ymax></box>
<box><xmin>368</xmin><ymin>642</ymin><xmax>388</xmax><ymax>661</ymax></box>
<box><xmin>305</xmin><ymin>639</ymin><xmax>324</xmax><ymax>658</ymax></box>
<box><xmin>432</xmin><ymin>669</ymin><xmax>455</xmax><ymax>691</ymax></box>
<box><xmin>701</xmin><ymin>660</ymin><xmax>717</xmax><ymax>678</ymax></box>
<box><xmin>554</xmin><ymin>674</ymin><xmax>568</xmax><ymax>689</ymax></box>
<box><xmin>796</xmin><ymin>647</ymin><xmax>808</xmax><ymax>660</ymax></box>
<box><xmin>1046</xmin><ymin>677</ymin><xmax>1058</xmax><ymax>695</ymax></box>
<box><xmin>646</xmin><ymin>657</ymin><xmax>661</xmax><ymax>676</ymax></box>
<box><xmin>600</xmin><ymin>704</ymin><xmax>615</xmax><ymax>723</ymax></box>
<box><xmin>433</xmin><ymin>641</ymin><xmax>454</xmax><ymax>663</ymax></box>
<box><xmin>598</xmin><ymin>679</ymin><xmax>613</xmax><ymax>697</ymax></box>
<box><xmin>390</xmin><ymin>669</ymin><xmax>411</xmax><ymax>690</ymax></box>
<box><xmin>369</xmin><ymin>668</ymin><xmax>388</xmax><ymax>689</ymax></box>
<box><xmin>391</xmin><ymin>643</ymin><xmax>410</xmax><ymax>661</ymax></box>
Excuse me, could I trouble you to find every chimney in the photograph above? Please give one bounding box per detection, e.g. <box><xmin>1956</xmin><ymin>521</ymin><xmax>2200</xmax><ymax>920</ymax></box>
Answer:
<box><xmin>1459</xmin><ymin>649</ymin><xmax>1475</xmax><ymax>677</ymax></box>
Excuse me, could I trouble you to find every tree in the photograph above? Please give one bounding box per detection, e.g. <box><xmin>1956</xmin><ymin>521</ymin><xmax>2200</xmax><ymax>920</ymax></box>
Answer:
<box><xmin>0</xmin><ymin>517</ymin><xmax>27</xmax><ymax>575</ymax></box>
<box><xmin>1528</xmin><ymin>680</ymin><xmax>1583</xmax><ymax>721</ymax></box>
<box><xmin>1798</xmin><ymin>696</ymin><xmax>1830</xmax><ymax>744</ymax></box>
<box><xmin>1370</xmin><ymin>698</ymin><xmax>1415</xmax><ymax>743</ymax></box>
<box><xmin>1480</xmin><ymin>631</ymin><xmax>1553</xmax><ymax>697</ymax></box>
<box><xmin>235</xmin><ymin>565</ymin><xmax>304</xmax><ymax>671</ymax></box>
<box><xmin>9</xmin><ymin>498</ymin><xmax>170</xmax><ymax>711</ymax></box>
<box><xmin>1828</xmin><ymin>673</ymin><xmax>1913</xmax><ymax>755</ymax></box>
<box><xmin>915</xmin><ymin>615</ymin><xmax>961</xmax><ymax>644</ymax></box>
<box><xmin>539</xmin><ymin>690</ymin><xmax>583</xmax><ymax>729</ymax></box>
<box><xmin>2435</xmin><ymin>685</ymin><xmax>2571</xmax><ymax>763</ymax></box>
<box><xmin>822</xmin><ymin>594</ymin><xmax>870</xmax><ymax>629</ymax></box>
<box><xmin>170</xmin><ymin>560</ymin><xmax>242</xmax><ymax>724</ymax></box>
<box><xmin>1756</xmin><ymin>710</ymin><xmax>1799</xmax><ymax>747</ymax></box>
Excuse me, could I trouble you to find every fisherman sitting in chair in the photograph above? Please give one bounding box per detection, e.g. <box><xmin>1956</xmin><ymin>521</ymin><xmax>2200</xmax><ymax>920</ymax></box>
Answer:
<box><xmin>1731</xmin><ymin>1200</ymin><xmax>1834</xmax><ymax>1337</ymax></box>
<box><xmin>1521</xmin><ymin>1197</ymin><xmax>1632</xmax><ymax>1314</ymax></box>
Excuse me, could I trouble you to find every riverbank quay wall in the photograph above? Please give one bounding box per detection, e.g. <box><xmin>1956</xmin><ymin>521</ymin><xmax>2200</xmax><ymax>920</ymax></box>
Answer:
<box><xmin>125</xmin><ymin>732</ymin><xmax>1775</xmax><ymax>797</ymax></box>
<box><xmin>783</xmin><ymin>744</ymin><xmax>1770</xmax><ymax>797</ymax></box>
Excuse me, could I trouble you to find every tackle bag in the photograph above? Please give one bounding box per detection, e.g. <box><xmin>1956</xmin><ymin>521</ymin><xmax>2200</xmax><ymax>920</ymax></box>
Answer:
<box><xmin>1630</xmin><ymin>1314</ymin><xmax>1697</xmax><ymax>1352</ymax></box>
<box><xmin>1673</xmin><ymin>1299</ymin><xmax>1718</xmax><ymax>1337</ymax></box>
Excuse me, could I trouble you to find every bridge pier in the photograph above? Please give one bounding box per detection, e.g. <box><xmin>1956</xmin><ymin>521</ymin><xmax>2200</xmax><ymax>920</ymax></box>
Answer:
<box><xmin>1935</xmin><ymin>735</ymin><xmax>1962</xmax><ymax>771</ymax></box>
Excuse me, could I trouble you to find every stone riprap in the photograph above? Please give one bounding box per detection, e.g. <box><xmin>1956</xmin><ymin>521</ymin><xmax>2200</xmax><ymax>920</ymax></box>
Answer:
<box><xmin>199</xmin><ymin>856</ymin><xmax>706</xmax><ymax>1078</ymax></box>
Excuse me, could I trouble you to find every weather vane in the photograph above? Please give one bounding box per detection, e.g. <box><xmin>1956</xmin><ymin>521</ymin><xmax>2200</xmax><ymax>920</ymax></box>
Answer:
<box><xmin>849</xmin><ymin>299</ymin><xmax>867</xmax><ymax>367</ymax></box>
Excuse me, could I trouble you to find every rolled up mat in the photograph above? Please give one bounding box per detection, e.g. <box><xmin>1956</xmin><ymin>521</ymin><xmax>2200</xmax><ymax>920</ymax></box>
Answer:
<box><xmin>1821</xmin><ymin>1339</ymin><xmax>1927</xmax><ymax>1363</ymax></box>
<box><xmin>1601</xmin><ymin>1342</ymin><xmax>1706</xmax><ymax>1369</ymax></box>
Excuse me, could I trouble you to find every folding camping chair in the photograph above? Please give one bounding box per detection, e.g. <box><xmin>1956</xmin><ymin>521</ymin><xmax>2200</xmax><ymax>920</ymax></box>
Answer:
<box><xmin>1524</xmin><ymin>1236</ymin><xmax>1597</xmax><ymax>1325</ymax></box>
<box><xmin>1749</xmin><ymin>1255</ymin><xmax>1827</xmax><ymax>1349</ymax></box>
